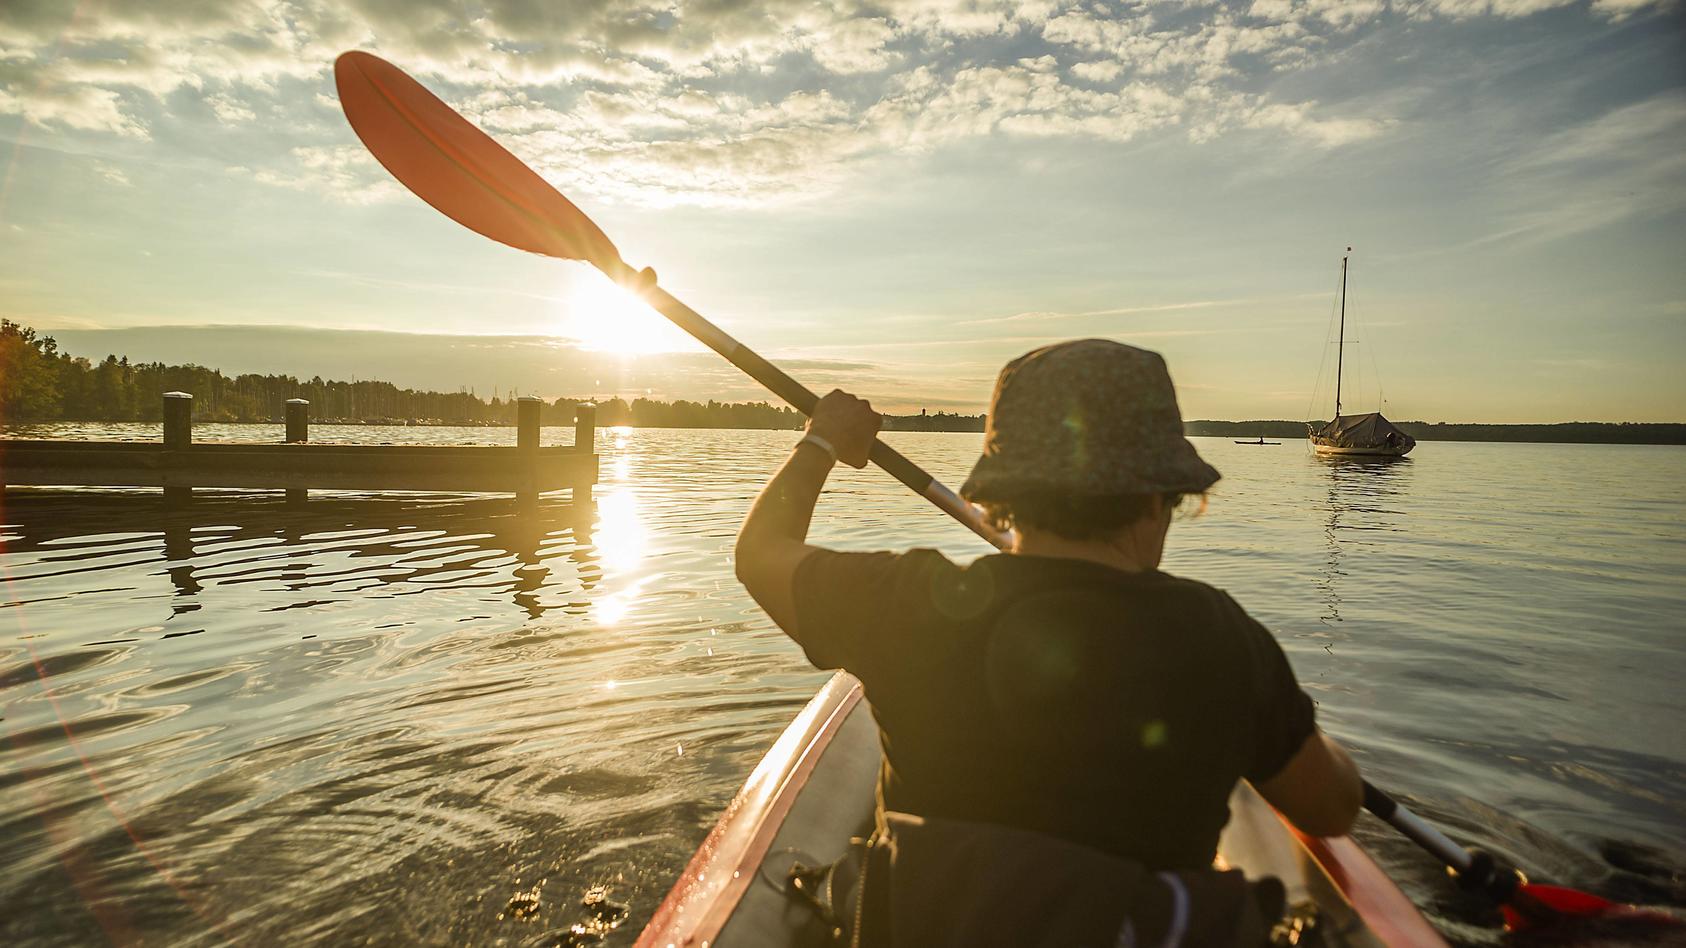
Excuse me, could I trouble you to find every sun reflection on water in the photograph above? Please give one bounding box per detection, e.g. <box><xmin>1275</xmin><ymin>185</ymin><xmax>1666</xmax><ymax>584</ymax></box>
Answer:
<box><xmin>595</xmin><ymin>489</ymin><xmax>646</xmax><ymax>573</ymax></box>
<box><xmin>591</xmin><ymin>485</ymin><xmax>651</xmax><ymax>626</ymax></box>
<box><xmin>594</xmin><ymin>576</ymin><xmax>651</xmax><ymax>626</ymax></box>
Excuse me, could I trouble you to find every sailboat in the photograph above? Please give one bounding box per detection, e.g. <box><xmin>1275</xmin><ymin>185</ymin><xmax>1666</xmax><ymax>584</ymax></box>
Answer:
<box><xmin>1308</xmin><ymin>249</ymin><xmax>1415</xmax><ymax>458</ymax></box>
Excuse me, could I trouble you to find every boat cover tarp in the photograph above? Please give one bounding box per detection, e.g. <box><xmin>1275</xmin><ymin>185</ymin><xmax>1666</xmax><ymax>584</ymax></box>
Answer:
<box><xmin>1310</xmin><ymin>412</ymin><xmax>1416</xmax><ymax>449</ymax></box>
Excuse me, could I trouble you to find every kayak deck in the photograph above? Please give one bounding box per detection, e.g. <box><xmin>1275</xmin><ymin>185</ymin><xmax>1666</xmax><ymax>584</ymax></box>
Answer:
<box><xmin>640</xmin><ymin>672</ymin><xmax>1446</xmax><ymax>947</ymax></box>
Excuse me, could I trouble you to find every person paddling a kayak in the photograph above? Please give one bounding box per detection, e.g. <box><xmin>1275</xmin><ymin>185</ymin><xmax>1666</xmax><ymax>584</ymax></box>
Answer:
<box><xmin>735</xmin><ymin>338</ymin><xmax>1361</xmax><ymax>881</ymax></box>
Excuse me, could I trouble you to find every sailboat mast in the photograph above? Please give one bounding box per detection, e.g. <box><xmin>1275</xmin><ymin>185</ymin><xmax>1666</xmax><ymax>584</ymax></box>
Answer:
<box><xmin>1334</xmin><ymin>247</ymin><xmax>1350</xmax><ymax>418</ymax></box>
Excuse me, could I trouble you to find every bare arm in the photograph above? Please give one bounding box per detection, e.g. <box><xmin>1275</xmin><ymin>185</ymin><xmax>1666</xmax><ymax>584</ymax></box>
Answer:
<box><xmin>735</xmin><ymin>391</ymin><xmax>881</xmax><ymax>635</ymax></box>
<box><xmin>733</xmin><ymin>443</ymin><xmax>831</xmax><ymax>633</ymax></box>
<box><xmin>1256</xmin><ymin>730</ymin><xmax>1364</xmax><ymax>837</ymax></box>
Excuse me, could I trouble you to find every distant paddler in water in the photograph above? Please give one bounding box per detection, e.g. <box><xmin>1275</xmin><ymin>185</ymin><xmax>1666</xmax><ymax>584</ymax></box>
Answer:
<box><xmin>733</xmin><ymin>339</ymin><xmax>1366</xmax><ymax>942</ymax></box>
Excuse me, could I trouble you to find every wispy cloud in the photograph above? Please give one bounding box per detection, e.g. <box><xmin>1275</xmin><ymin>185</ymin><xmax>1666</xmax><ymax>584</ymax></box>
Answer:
<box><xmin>289</xmin><ymin>268</ymin><xmax>570</xmax><ymax>304</ymax></box>
<box><xmin>966</xmin><ymin>297</ymin><xmax>1264</xmax><ymax>326</ymax></box>
<box><xmin>1534</xmin><ymin>356</ymin><xmax>1610</xmax><ymax>367</ymax></box>
<box><xmin>1494</xmin><ymin>91</ymin><xmax>1686</xmax><ymax>243</ymax></box>
<box><xmin>964</xmin><ymin>293</ymin><xmax>1329</xmax><ymax>326</ymax></box>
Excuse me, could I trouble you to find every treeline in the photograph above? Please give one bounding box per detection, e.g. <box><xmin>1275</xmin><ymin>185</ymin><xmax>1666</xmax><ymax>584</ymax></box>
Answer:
<box><xmin>883</xmin><ymin>411</ymin><xmax>986</xmax><ymax>432</ymax></box>
<box><xmin>2</xmin><ymin>320</ymin><xmax>481</xmax><ymax>422</ymax></box>
<box><xmin>0</xmin><ymin>320</ymin><xmax>806</xmax><ymax>428</ymax></box>
<box><xmin>8</xmin><ymin>322</ymin><xmax>1681</xmax><ymax>442</ymax></box>
<box><xmin>1186</xmin><ymin>420</ymin><xmax>1686</xmax><ymax>445</ymax></box>
<box><xmin>592</xmin><ymin>398</ymin><xmax>801</xmax><ymax>429</ymax></box>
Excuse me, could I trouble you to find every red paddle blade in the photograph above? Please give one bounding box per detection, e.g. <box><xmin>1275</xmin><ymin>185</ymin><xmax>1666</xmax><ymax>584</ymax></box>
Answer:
<box><xmin>334</xmin><ymin>50</ymin><xmax>623</xmax><ymax>272</ymax></box>
<box><xmin>1502</xmin><ymin>883</ymin><xmax>1681</xmax><ymax>932</ymax></box>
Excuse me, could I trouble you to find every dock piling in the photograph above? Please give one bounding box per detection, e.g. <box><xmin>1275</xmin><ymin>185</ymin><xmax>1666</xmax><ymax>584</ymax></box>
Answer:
<box><xmin>572</xmin><ymin>402</ymin><xmax>596</xmax><ymax>501</ymax></box>
<box><xmin>284</xmin><ymin>399</ymin><xmax>310</xmax><ymax>504</ymax></box>
<box><xmin>285</xmin><ymin>399</ymin><xmax>310</xmax><ymax>443</ymax></box>
<box><xmin>517</xmin><ymin>396</ymin><xmax>542</xmax><ymax>451</ymax></box>
<box><xmin>517</xmin><ymin>396</ymin><xmax>542</xmax><ymax>505</ymax></box>
<box><xmin>574</xmin><ymin>403</ymin><xmax>596</xmax><ymax>453</ymax></box>
<box><xmin>162</xmin><ymin>392</ymin><xmax>193</xmax><ymax>506</ymax></box>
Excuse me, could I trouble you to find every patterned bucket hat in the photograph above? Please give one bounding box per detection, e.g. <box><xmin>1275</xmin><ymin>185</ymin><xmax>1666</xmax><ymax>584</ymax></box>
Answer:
<box><xmin>961</xmin><ymin>339</ymin><xmax>1220</xmax><ymax>501</ymax></box>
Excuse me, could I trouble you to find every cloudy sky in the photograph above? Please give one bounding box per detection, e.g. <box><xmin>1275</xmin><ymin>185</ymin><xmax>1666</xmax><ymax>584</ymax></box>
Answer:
<box><xmin>2</xmin><ymin>0</ymin><xmax>1682</xmax><ymax>421</ymax></box>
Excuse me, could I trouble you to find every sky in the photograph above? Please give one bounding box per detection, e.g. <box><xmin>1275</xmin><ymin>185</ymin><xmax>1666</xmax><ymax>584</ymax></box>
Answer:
<box><xmin>1</xmin><ymin>0</ymin><xmax>1683</xmax><ymax>422</ymax></box>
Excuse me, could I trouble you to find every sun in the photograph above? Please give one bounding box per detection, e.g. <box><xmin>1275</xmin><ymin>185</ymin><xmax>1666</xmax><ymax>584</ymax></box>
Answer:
<box><xmin>559</xmin><ymin>270</ymin><xmax>698</xmax><ymax>356</ymax></box>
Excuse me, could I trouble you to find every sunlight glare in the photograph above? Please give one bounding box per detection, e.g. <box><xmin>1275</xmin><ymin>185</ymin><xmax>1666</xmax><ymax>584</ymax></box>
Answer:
<box><xmin>595</xmin><ymin>488</ymin><xmax>647</xmax><ymax>572</ymax></box>
<box><xmin>594</xmin><ymin>577</ymin><xmax>651</xmax><ymax>626</ymax></box>
<box><xmin>559</xmin><ymin>271</ymin><xmax>698</xmax><ymax>356</ymax></box>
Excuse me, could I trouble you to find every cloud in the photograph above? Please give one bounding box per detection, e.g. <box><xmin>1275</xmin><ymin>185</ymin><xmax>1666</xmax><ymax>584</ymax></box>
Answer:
<box><xmin>240</xmin><ymin>145</ymin><xmax>403</xmax><ymax>205</ymax></box>
<box><xmin>0</xmin><ymin>76</ymin><xmax>150</xmax><ymax>138</ymax></box>
<box><xmin>93</xmin><ymin>161</ymin><xmax>130</xmax><ymax>186</ymax></box>
<box><xmin>0</xmin><ymin>0</ymin><xmax>1672</xmax><ymax>209</ymax></box>
<box><xmin>1247</xmin><ymin>0</ymin><xmax>1387</xmax><ymax>29</ymax></box>
<box><xmin>966</xmin><ymin>297</ymin><xmax>1266</xmax><ymax>326</ymax></box>
<box><xmin>1489</xmin><ymin>91</ymin><xmax>1686</xmax><ymax>243</ymax></box>
<box><xmin>206</xmin><ymin>92</ymin><xmax>256</xmax><ymax>123</ymax></box>
<box><xmin>809</xmin><ymin>17</ymin><xmax>900</xmax><ymax>74</ymax></box>
<box><xmin>1238</xmin><ymin>100</ymin><xmax>1388</xmax><ymax>146</ymax></box>
<box><xmin>1071</xmin><ymin>59</ymin><xmax>1125</xmax><ymax>82</ymax></box>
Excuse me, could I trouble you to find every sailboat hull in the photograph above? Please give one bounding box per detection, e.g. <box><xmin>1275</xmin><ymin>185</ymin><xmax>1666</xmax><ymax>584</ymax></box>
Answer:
<box><xmin>1310</xmin><ymin>440</ymin><xmax>1412</xmax><ymax>458</ymax></box>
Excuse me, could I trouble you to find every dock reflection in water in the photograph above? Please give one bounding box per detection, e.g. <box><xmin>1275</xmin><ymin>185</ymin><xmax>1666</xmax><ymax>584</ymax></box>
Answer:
<box><xmin>31</xmin><ymin>494</ymin><xmax>607</xmax><ymax>625</ymax></box>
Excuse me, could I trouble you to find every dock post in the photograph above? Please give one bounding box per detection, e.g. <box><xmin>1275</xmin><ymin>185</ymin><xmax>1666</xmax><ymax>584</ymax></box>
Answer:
<box><xmin>517</xmin><ymin>396</ymin><xmax>542</xmax><ymax>505</ymax></box>
<box><xmin>285</xmin><ymin>398</ymin><xmax>310</xmax><ymax>443</ymax></box>
<box><xmin>574</xmin><ymin>402</ymin><xmax>596</xmax><ymax>453</ymax></box>
<box><xmin>162</xmin><ymin>391</ymin><xmax>193</xmax><ymax>506</ymax></box>
<box><xmin>284</xmin><ymin>398</ymin><xmax>309</xmax><ymax>504</ymax></box>
<box><xmin>572</xmin><ymin>402</ymin><xmax>596</xmax><ymax>501</ymax></box>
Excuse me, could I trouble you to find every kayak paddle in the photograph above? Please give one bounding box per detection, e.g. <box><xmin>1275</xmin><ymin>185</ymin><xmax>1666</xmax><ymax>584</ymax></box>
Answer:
<box><xmin>332</xmin><ymin>50</ymin><xmax>1009</xmax><ymax>551</ymax></box>
<box><xmin>1363</xmin><ymin>781</ymin><xmax>1678</xmax><ymax>931</ymax></box>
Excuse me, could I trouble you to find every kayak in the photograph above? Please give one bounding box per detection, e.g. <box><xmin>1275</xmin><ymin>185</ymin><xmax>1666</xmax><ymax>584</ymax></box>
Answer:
<box><xmin>639</xmin><ymin>672</ymin><xmax>1447</xmax><ymax>947</ymax></box>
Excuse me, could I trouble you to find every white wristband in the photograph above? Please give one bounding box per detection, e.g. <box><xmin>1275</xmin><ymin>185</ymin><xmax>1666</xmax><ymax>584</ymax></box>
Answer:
<box><xmin>798</xmin><ymin>432</ymin><xmax>838</xmax><ymax>462</ymax></box>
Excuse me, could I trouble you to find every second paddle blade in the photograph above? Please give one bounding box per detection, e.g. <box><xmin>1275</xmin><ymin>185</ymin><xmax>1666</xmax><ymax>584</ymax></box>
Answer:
<box><xmin>1502</xmin><ymin>883</ymin><xmax>1685</xmax><ymax>933</ymax></box>
<box><xmin>335</xmin><ymin>50</ymin><xmax>622</xmax><ymax>269</ymax></box>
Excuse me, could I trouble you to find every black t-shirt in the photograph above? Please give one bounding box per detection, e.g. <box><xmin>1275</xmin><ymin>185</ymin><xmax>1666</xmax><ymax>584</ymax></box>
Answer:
<box><xmin>790</xmin><ymin>549</ymin><xmax>1315</xmax><ymax>871</ymax></box>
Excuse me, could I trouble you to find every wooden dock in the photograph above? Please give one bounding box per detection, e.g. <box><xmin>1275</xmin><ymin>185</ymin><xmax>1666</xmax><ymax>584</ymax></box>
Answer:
<box><xmin>0</xmin><ymin>394</ymin><xmax>598</xmax><ymax>503</ymax></box>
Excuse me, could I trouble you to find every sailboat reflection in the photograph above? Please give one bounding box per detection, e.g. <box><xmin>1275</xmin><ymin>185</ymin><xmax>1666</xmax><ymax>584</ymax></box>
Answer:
<box><xmin>1315</xmin><ymin>457</ymin><xmax>1410</xmax><ymax>629</ymax></box>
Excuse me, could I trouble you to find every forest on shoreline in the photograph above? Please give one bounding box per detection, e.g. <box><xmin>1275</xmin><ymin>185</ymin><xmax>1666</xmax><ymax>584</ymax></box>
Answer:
<box><xmin>4</xmin><ymin>321</ymin><xmax>1682</xmax><ymax>444</ymax></box>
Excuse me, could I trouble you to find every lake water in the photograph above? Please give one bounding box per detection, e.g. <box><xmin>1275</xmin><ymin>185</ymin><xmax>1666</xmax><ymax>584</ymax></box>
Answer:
<box><xmin>2</xmin><ymin>425</ymin><xmax>1683</xmax><ymax>946</ymax></box>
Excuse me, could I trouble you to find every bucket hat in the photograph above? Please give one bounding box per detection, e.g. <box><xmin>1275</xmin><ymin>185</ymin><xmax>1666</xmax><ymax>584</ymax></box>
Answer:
<box><xmin>960</xmin><ymin>339</ymin><xmax>1220</xmax><ymax>501</ymax></box>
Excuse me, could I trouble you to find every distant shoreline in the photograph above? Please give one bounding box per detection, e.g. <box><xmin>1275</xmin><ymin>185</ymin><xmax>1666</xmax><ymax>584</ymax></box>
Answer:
<box><xmin>8</xmin><ymin>321</ymin><xmax>1679</xmax><ymax>445</ymax></box>
<box><xmin>6</xmin><ymin>417</ymin><xmax>1683</xmax><ymax>446</ymax></box>
<box><xmin>1184</xmin><ymin>420</ymin><xmax>1686</xmax><ymax>446</ymax></box>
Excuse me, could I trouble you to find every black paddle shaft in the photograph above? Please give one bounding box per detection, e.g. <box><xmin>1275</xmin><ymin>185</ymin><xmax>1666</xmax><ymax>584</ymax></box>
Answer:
<box><xmin>642</xmin><ymin>283</ymin><xmax>939</xmax><ymax>497</ymax></box>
